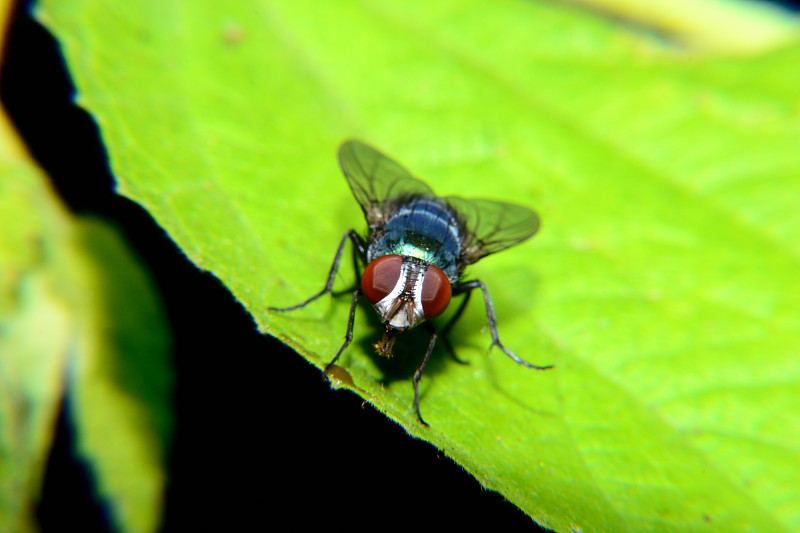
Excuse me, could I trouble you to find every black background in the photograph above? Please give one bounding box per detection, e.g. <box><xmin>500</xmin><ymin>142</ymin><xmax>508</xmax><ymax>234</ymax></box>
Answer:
<box><xmin>4</xmin><ymin>1</ymin><xmax>798</xmax><ymax>531</ymax></box>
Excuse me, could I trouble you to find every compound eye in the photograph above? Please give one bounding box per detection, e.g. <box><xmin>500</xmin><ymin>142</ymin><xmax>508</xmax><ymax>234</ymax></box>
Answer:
<box><xmin>421</xmin><ymin>264</ymin><xmax>451</xmax><ymax>318</ymax></box>
<box><xmin>361</xmin><ymin>255</ymin><xmax>403</xmax><ymax>304</ymax></box>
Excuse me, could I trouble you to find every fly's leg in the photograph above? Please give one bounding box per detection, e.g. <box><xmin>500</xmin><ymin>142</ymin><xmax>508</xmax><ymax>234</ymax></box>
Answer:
<box><xmin>437</xmin><ymin>290</ymin><xmax>473</xmax><ymax>365</ymax></box>
<box><xmin>268</xmin><ymin>229</ymin><xmax>365</xmax><ymax>312</ymax></box>
<box><xmin>331</xmin><ymin>231</ymin><xmax>366</xmax><ymax>297</ymax></box>
<box><xmin>413</xmin><ymin>323</ymin><xmax>439</xmax><ymax>427</ymax></box>
<box><xmin>269</xmin><ymin>229</ymin><xmax>366</xmax><ymax>376</ymax></box>
<box><xmin>455</xmin><ymin>280</ymin><xmax>553</xmax><ymax>370</ymax></box>
<box><xmin>324</xmin><ymin>288</ymin><xmax>361</xmax><ymax>372</ymax></box>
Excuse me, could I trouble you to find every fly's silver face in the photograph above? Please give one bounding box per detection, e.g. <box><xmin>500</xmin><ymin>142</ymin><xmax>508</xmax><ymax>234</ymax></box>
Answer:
<box><xmin>373</xmin><ymin>259</ymin><xmax>425</xmax><ymax>330</ymax></box>
<box><xmin>371</xmin><ymin>259</ymin><xmax>425</xmax><ymax>357</ymax></box>
<box><xmin>361</xmin><ymin>255</ymin><xmax>452</xmax><ymax>356</ymax></box>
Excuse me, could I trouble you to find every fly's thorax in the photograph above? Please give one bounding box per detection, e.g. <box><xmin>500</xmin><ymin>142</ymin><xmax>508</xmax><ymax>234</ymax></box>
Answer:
<box><xmin>361</xmin><ymin>255</ymin><xmax>452</xmax><ymax>332</ymax></box>
<box><xmin>366</xmin><ymin>197</ymin><xmax>462</xmax><ymax>283</ymax></box>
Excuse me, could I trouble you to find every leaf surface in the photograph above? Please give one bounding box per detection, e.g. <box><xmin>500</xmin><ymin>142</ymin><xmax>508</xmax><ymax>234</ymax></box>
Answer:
<box><xmin>37</xmin><ymin>1</ymin><xmax>800</xmax><ymax>531</ymax></box>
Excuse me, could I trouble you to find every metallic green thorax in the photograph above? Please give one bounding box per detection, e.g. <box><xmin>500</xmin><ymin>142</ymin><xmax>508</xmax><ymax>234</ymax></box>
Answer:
<box><xmin>366</xmin><ymin>197</ymin><xmax>462</xmax><ymax>283</ymax></box>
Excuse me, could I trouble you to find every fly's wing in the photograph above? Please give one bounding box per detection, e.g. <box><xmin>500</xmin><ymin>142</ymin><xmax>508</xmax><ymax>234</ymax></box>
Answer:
<box><xmin>444</xmin><ymin>196</ymin><xmax>540</xmax><ymax>266</ymax></box>
<box><xmin>338</xmin><ymin>140</ymin><xmax>435</xmax><ymax>227</ymax></box>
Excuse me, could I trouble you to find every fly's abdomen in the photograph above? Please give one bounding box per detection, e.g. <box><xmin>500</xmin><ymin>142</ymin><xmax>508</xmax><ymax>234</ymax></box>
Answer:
<box><xmin>367</xmin><ymin>197</ymin><xmax>461</xmax><ymax>282</ymax></box>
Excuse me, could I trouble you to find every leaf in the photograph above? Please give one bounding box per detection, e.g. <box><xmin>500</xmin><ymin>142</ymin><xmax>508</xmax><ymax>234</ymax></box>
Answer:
<box><xmin>0</xmin><ymin>95</ymin><xmax>73</xmax><ymax>533</ymax></box>
<box><xmin>0</xmin><ymin>146</ymin><xmax>172</xmax><ymax>533</ymax></box>
<box><xmin>67</xmin><ymin>217</ymin><xmax>173</xmax><ymax>533</ymax></box>
<box><xmin>0</xmin><ymin>7</ymin><xmax>172</xmax><ymax>526</ymax></box>
<box><xmin>572</xmin><ymin>0</ymin><xmax>798</xmax><ymax>52</ymax></box>
<box><xmin>37</xmin><ymin>1</ymin><xmax>800</xmax><ymax>531</ymax></box>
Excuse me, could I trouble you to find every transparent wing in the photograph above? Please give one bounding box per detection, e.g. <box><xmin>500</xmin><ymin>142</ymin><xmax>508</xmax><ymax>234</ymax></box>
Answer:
<box><xmin>444</xmin><ymin>196</ymin><xmax>540</xmax><ymax>266</ymax></box>
<box><xmin>338</xmin><ymin>140</ymin><xmax>434</xmax><ymax>226</ymax></box>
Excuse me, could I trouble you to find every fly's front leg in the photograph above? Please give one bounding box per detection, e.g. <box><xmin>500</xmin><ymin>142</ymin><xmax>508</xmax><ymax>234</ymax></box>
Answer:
<box><xmin>332</xmin><ymin>229</ymin><xmax>368</xmax><ymax>297</ymax></box>
<box><xmin>456</xmin><ymin>280</ymin><xmax>553</xmax><ymax>371</ymax></box>
<box><xmin>437</xmin><ymin>290</ymin><xmax>473</xmax><ymax>365</ymax></box>
<box><xmin>269</xmin><ymin>229</ymin><xmax>365</xmax><ymax>312</ymax></box>
<box><xmin>324</xmin><ymin>288</ymin><xmax>361</xmax><ymax>372</ymax></box>
<box><xmin>412</xmin><ymin>323</ymin><xmax>439</xmax><ymax>427</ymax></box>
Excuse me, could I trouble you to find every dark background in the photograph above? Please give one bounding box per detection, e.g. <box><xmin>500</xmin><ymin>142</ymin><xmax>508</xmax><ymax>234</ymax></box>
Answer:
<box><xmin>3</xmin><ymin>1</ymin><xmax>798</xmax><ymax>531</ymax></box>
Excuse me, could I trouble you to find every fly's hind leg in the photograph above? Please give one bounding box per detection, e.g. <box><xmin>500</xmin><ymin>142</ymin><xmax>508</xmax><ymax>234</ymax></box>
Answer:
<box><xmin>455</xmin><ymin>280</ymin><xmax>553</xmax><ymax>371</ymax></box>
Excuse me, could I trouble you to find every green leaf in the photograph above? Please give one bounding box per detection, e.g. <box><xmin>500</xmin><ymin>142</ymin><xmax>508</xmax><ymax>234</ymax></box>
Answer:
<box><xmin>0</xmin><ymin>103</ymin><xmax>73</xmax><ymax>533</ymax></box>
<box><xmin>37</xmin><ymin>1</ymin><xmax>800</xmax><ymax>531</ymax></box>
<box><xmin>570</xmin><ymin>0</ymin><xmax>798</xmax><ymax>52</ymax></box>
<box><xmin>0</xmin><ymin>16</ymin><xmax>172</xmax><ymax>528</ymax></box>
<box><xmin>67</xmin><ymin>217</ymin><xmax>173</xmax><ymax>533</ymax></box>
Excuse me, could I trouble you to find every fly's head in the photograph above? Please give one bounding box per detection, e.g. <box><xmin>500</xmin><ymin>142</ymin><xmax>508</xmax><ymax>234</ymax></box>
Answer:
<box><xmin>361</xmin><ymin>254</ymin><xmax>451</xmax><ymax>357</ymax></box>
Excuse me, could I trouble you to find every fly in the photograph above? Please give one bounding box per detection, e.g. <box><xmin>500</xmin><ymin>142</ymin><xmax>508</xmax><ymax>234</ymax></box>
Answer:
<box><xmin>270</xmin><ymin>140</ymin><xmax>553</xmax><ymax>426</ymax></box>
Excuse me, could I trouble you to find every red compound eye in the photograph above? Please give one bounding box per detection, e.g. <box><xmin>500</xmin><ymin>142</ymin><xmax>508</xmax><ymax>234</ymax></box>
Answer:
<box><xmin>361</xmin><ymin>255</ymin><xmax>403</xmax><ymax>304</ymax></box>
<box><xmin>421</xmin><ymin>264</ymin><xmax>451</xmax><ymax>318</ymax></box>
